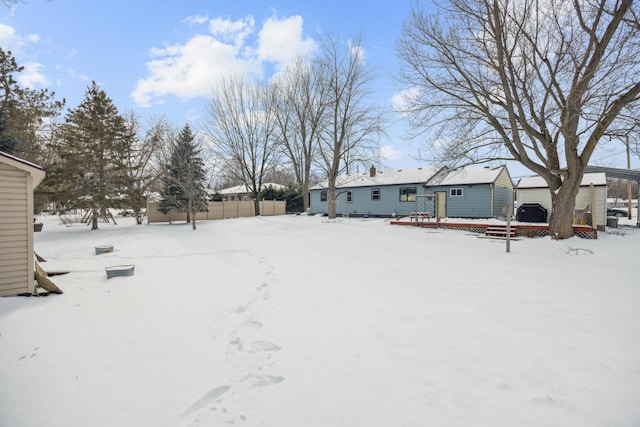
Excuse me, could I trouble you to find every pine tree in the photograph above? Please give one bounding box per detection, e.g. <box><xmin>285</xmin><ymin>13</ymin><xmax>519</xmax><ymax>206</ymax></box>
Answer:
<box><xmin>159</xmin><ymin>124</ymin><xmax>208</xmax><ymax>230</ymax></box>
<box><xmin>0</xmin><ymin>48</ymin><xmax>64</xmax><ymax>160</ymax></box>
<box><xmin>58</xmin><ymin>81</ymin><xmax>132</xmax><ymax>229</ymax></box>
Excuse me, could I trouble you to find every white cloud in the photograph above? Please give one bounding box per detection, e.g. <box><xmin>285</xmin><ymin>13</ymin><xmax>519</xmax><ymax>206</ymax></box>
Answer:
<box><xmin>57</xmin><ymin>65</ymin><xmax>89</xmax><ymax>82</ymax></box>
<box><xmin>0</xmin><ymin>23</ymin><xmax>41</xmax><ymax>51</ymax></box>
<box><xmin>17</xmin><ymin>62</ymin><xmax>49</xmax><ymax>88</ymax></box>
<box><xmin>257</xmin><ymin>15</ymin><xmax>316</xmax><ymax>62</ymax></box>
<box><xmin>132</xmin><ymin>14</ymin><xmax>316</xmax><ymax>107</ymax></box>
<box><xmin>378</xmin><ymin>144</ymin><xmax>403</xmax><ymax>161</ymax></box>
<box><xmin>183</xmin><ymin>14</ymin><xmax>210</xmax><ymax>27</ymax></box>
<box><xmin>348</xmin><ymin>41</ymin><xmax>366</xmax><ymax>65</ymax></box>
<box><xmin>0</xmin><ymin>23</ymin><xmax>17</xmax><ymax>45</ymax></box>
<box><xmin>132</xmin><ymin>34</ymin><xmax>261</xmax><ymax>107</ymax></box>
<box><xmin>391</xmin><ymin>86</ymin><xmax>421</xmax><ymax>113</ymax></box>
<box><xmin>209</xmin><ymin>16</ymin><xmax>255</xmax><ymax>48</ymax></box>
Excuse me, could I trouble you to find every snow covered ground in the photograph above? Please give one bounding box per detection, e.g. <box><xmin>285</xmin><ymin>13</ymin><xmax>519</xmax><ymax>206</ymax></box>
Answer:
<box><xmin>1</xmin><ymin>213</ymin><xmax>639</xmax><ymax>427</ymax></box>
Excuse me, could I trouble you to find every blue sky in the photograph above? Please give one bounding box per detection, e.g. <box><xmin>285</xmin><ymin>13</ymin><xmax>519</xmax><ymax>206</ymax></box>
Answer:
<box><xmin>1</xmin><ymin>0</ymin><xmax>637</xmax><ymax>177</ymax></box>
<box><xmin>0</xmin><ymin>0</ymin><xmax>423</xmax><ymax>170</ymax></box>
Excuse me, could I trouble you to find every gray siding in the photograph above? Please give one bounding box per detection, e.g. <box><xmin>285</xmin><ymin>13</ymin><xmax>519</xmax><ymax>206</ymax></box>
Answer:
<box><xmin>427</xmin><ymin>169</ymin><xmax>513</xmax><ymax>218</ymax></box>
<box><xmin>492</xmin><ymin>184</ymin><xmax>514</xmax><ymax>216</ymax></box>
<box><xmin>310</xmin><ymin>166</ymin><xmax>514</xmax><ymax>219</ymax></box>
<box><xmin>310</xmin><ymin>183</ymin><xmax>434</xmax><ymax>217</ymax></box>
<box><xmin>0</xmin><ymin>163</ymin><xmax>32</xmax><ymax>296</ymax></box>
<box><xmin>428</xmin><ymin>184</ymin><xmax>493</xmax><ymax>218</ymax></box>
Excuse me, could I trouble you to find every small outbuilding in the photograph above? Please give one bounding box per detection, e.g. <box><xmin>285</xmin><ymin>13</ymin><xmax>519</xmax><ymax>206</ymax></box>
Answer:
<box><xmin>0</xmin><ymin>151</ymin><xmax>45</xmax><ymax>297</ymax></box>
<box><xmin>516</xmin><ymin>172</ymin><xmax>607</xmax><ymax>229</ymax></box>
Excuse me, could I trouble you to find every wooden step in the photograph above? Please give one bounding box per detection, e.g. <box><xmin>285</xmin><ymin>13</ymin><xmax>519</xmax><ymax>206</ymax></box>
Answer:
<box><xmin>485</xmin><ymin>225</ymin><xmax>516</xmax><ymax>237</ymax></box>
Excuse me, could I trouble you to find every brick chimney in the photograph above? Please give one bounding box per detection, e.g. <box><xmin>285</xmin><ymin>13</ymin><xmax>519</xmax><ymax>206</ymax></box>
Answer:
<box><xmin>369</xmin><ymin>165</ymin><xmax>376</xmax><ymax>177</ymax></box>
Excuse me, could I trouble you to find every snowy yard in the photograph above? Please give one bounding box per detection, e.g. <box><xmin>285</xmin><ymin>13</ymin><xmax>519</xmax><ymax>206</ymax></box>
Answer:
<box><xmin>1</xmin><ymin>214</ymin><xmax>639</xmax><ymax>427</ymax></box>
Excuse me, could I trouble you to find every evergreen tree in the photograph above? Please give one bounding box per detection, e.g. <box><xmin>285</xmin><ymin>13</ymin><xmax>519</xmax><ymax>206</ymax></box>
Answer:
<box><xmin>57</xmin><ymin>81</ymin><xmax>132</xmax><ymax>229</ymax></box>
<box><xmin>0</xmin><ymin>48</ymin><xmax>64</xmax><ymax>160</ymax></box>
<box><xmin>159</xmin><ymin>124</ymin><xmax>208</xmax><ymax>230</ymax></box>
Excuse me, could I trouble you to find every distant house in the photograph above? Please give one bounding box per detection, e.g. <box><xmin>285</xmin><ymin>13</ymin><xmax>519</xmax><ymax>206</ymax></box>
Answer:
<box><xmin>424</xmin><ymin>165</ymin><xmax>514</xmax><ymax>218</ymax></box>
<box><xmin>0</xmin><ymin>151</ymin><xmax>45</xmax><ymax>297</ymax></box>
<box><xmin>607</xmin><ymin>198</ymin><xmax>638</xmax><ymax>209</ymax></box>
<box><xmin>309</xmin><ymin>165</ymin><xmax>444</xmax><ymax>217</ymax></box>
<box><xmin>309</xmin><ymin>165</ymin><xmax>512</xmax><ymax>218</ymax></box>
<box><xmin>516</xmin><ymin>173</ymin><xmax>607</xmax><ymax>229</ymax></box>
<box><xmin>216</xmin><ymin>183</ymin><xmax>286</xmax><ymax>201</ymax></box>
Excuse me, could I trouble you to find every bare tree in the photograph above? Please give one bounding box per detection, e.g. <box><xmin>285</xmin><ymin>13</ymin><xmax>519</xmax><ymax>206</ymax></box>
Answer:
<box><xmin>316</xmin><ymin>33</ymin><xmax>385</xmax><ymax>219</ymax></box>
<box><xmin>118</xmin><ymin>113</ymin><xmax>173</xmax><ymax>223</ymax></box>
<box><xmin>272</xmin><ymin>55</ymin><xmax>327</xmax><ymax>212</ymax></box>
<box><xmin>397</xmin><ymin>0</ymin><xmax>640</xmax><ymax>238</ymax></box>
<box><xmin>203</xmin><ymin>76</ymin><xmax>281</xmax><ymax>215</ymax></box>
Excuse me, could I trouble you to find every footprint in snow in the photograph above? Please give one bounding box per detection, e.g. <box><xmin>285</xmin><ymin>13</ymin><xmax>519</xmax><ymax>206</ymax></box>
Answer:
<box><xmin>250</xmin><ymin>340</ymin><xmax>281</xmax><ymax>352</ymax></box>
<box><xmin>248</xmin><ymin>318</ymin><xmax>262</xmax><ymax>329</ymax></box>
<box><xmin>183</xmin><ymin>385</ymin><xmax>231</xmax><ymax>415</ymax></box>
<box><xmin>242</xmin><ymin>373</ymin><xmax>284</xmax><ymax>388</ymax></box>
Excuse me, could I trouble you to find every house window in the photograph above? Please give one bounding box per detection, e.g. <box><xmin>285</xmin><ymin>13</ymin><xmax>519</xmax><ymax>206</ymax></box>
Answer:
<box><xmin>450</xmin><ymin>188</ymin><xmax>463</xmax><ymax>197</ymax></box>
<box><xmin>346</xmin><ymin>190</ymin><xmax>353</xmax><ymax>203</ymax></box>
<box><xmin>400</xmin><ymin>187</ymin><xmax>417</xmax><ymax>202</ymax></box>
<box><xmin>320</xmin><ymin>191</ymin><xmax>327</xmax><ymax>202</ymax></box>
<box><xmin>371</xmin><ymin>188</ymin><xmax>380</xmax><ymax>201</ymax></box>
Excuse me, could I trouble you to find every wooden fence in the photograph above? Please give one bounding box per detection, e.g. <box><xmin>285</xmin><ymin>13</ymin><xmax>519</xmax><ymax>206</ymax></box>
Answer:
<box><xmin>146</xmin><ymin>200</ymin><xmax>286</xmax><ymax>224</ymax></box>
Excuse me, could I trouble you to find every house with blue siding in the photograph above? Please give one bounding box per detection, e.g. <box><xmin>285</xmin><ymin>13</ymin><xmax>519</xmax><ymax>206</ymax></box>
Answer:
<box><xmin>424</xmin><ymin>165</ymin><xmax>514</xmax><ymax>218</ymax></box>
<box><xmin>309</xmin><ymin>165</ymin><xmax>444</xmax><ymax>217</ymax></box>
<box><xmin>309</xmin><ymin>164</ymin><xmax>513</xmax><ymax>219</ymax></box>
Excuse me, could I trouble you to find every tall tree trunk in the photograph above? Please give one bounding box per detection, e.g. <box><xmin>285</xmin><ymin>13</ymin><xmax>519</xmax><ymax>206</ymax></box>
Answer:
<box><xmin>254</xmin><ymin>198</ymin><xmax>261</xmax><ymax>216</ymax></box>
<box><xmin>91</xmin><ymin>208</ymin><xmax>99</xmax><ymax>230</ymax></box>
<box><xmin>191</xmin><ymin>208</ymin><xmax>197</xmax><ymax>230</ymax></box>
<box><xmin>547</xmin><ymin>177</ymin><xmax>581</xmax><ymax>239</ymax></box>
<box><xmin>328</xmin><ymin>183</ymin><xmax>337</xmax><ymax>218</ymax></box>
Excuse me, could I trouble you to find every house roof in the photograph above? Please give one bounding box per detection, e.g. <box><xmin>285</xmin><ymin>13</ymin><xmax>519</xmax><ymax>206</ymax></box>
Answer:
<box><xmin>517</xmin><ymin>172</ymin><xmax>607</xmax><ymax>189</ymax></box>
<box><xmin>0</xmin><ymin>151</ymin><xmax>46</xmax><ymax>187</ymax></box>
<box><xmin>310</xmin><ymin>166</ymin><xmax>444</xmax><ymax>190</ymax></box>
<box><xmin>217</xmin><ymin>183</ymin><xmax>286</xmax><ymax>195</ymax></box>
<box><xmin>425</xmin><ymin>165</ymin><xmax>508</xmax><ymax>186</ymax></box>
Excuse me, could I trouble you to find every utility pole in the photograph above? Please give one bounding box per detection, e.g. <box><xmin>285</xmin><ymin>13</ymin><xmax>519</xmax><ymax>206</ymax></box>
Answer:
<box><xmin>627</xmin><ymin>135</ymin><xmax>632</xmax><ymax>220</ymax></box>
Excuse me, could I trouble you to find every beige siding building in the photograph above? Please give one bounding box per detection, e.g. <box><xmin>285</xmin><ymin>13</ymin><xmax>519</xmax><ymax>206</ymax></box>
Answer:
<box><xmin>0</xmin><ymin>152</ymin><xmax>45</xmax><ymax>296</ymax></box>
<box><xmin>516</xmin><ymin>172</ymin><xmax>607</xmax><ymax>229</ymax></box>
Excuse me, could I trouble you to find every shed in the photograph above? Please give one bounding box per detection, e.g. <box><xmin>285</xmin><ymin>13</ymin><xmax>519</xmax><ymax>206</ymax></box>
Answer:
<box><xmin>0</xmin><ymin>151</ymin><xmax>45</xmax><ymax>296</ymax></box>
<box><xmin>516</xmin><ymin>172</ymin><xmax>607</xmax><ymax>229</ymax></box>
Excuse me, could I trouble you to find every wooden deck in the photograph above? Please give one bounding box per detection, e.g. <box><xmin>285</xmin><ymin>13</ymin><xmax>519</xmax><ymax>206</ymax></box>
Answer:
<box><xmin>389</xmin><ymin>218</ymin><xmax>597</xmax><ymax>239</ymax></box>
